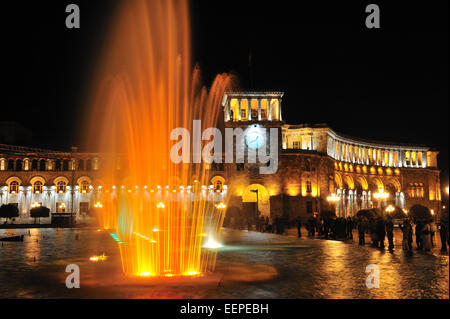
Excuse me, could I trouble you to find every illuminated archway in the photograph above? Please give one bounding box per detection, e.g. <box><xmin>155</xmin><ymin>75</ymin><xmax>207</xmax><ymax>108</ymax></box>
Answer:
<box><xmin>334</xmin><ymin>172</ymin><xmax>343</xmax><ymax>189</ymax></box>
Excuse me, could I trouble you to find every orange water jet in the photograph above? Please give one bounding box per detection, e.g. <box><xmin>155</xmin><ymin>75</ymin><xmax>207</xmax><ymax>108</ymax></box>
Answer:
<box><xmin>85</xmin><ymin>0</ymin><xmax>235</xmax><ymax>277</ymax></box>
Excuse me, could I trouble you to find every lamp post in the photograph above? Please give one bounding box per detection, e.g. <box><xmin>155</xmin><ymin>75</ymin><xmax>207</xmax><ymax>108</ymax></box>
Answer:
<box><xmin>373</xmin><ymin>189</ymin><xmax>389</xmax><ymax>216</ymax></box>
<box><xmin>327</xmin><ymin>193</ymin><xmax>340</xmax><ymax>217</ymax></box>
<box><xmin>250</xmin><ymin>189</ymin><xmax>259</xmax><ymax>229</ymax></box>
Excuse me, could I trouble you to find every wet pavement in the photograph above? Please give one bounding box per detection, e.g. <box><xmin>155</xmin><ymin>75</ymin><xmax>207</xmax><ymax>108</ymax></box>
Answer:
<box><xmin>0</xmin><ymin>227</ymin><xmax>448</xmax><ymax>299</ymax></box>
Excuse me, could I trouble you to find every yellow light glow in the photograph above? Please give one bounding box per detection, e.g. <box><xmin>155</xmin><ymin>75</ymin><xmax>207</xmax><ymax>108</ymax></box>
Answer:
<box><xmin>327</xmin><ymin>194</ymin><xmax>339</xmax><ymax>202</ymax></box>
<box><xmin>385</xmin><ymin>205</ymin><xmax>395</xmax><ymax>213</ymax></box>
<box><xmin>182</xmin><ymin>271</ymin><xmax>199</xmax><ymax>276</ymax></box>
<box><xmin>156</xmin><ymin>202</ymin><xmax>165</xmax><ymax>208</ymax></box>
<box><xmin>203</xmin><ymin>238</ymin><xmax>223</xmax><ymax>249</ymax></box>
<box><xmin>215</xmin><ymin>202</ymin><xmax>226</xmax><ymax>209</ymax></box>
<box><xmin>373</xmin><ymin>190</ymin><xmax>389</xmax><ymax>200</ymax></box>
<box><xmin>93</xmin><ymin>201</ymin><xmax>103</xmax><ymax>208</ymax></box>
<box><xmin>139</xmin><ymin>272</ymin><xmax>152</xmax><ymax>277</ymax></box>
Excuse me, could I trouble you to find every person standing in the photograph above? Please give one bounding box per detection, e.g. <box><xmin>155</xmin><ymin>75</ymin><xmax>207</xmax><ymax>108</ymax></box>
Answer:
<box><xmin>295</xmin><ymin>216</ymin><xmax>302</xmax><ymax>238</ymax></box>
<box><xmin>415</xmin><ymin>221</ymin><xmax>423</xmax><ymax>250</ymax></box>
<box><xmin>375</xmin><ymin>217</ymin><xmax>386</xmax><ymax>249</ymax></box>
<box><xmin>386</xmin><ymin>216</ymin><xmax>395</xmax><ymax>251</ymax></box>
<box><xmin>346</xmin><ymin>217</ymin><xmax>354</xmax><ymax>240</ymax></box>
<box><xmin>422</xmin><ymin>222</ymin><xmax>432</xmax><ymax>252</ymax></box>
<box><xmin>439</xmin><ymin>218</ymin><xmax>448</xmax><ymax>252</ymax></box>
<box><xmin>401</xmin><ymin>219</ymin><xmax>413</xmax><ymax>252</ymax></box>
<box><xmin>358</xmin><ymin>217</ymin><xmax>366</xmax><ymax>245</ymax></box>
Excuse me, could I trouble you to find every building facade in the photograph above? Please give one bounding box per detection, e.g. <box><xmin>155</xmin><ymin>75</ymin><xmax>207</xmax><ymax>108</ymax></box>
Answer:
<box><xmin>0</xmin><ymin>91</ymin><xmax>442</xmax><ymax>224</ymax></box>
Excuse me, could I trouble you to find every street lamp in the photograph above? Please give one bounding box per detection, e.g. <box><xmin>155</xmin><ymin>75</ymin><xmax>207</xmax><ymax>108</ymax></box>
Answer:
<box><xmin>385</xmin><ymin>204</ymin><xmax>395</xmax><ymax>215</ymax></box>
<box><xmin>373</xmin><ymin>189</ymin><xmax>389</xmax><ymax>214</ymax></box>
<box><xmin>327</xmin><ymin>193</ymin><xmax>340</xmax><ymax>216</ymax></box>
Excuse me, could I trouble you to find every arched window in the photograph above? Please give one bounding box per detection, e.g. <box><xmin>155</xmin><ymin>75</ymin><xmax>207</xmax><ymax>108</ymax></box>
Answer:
<box><xmin>260</xmin><ymin>99</ymin><xmax>268</xmax><ymax>120</ymax></box>
<box><xmin>270</xmin><ymin>99</ymin><xmax>279</xmax><ymax>120</ymax></box>
<box><xmin>80</xmin><ymin>181</ymin><xmax>90</xmax><ymax>193</ymax></box>
<box><xmin>9</xmin><ymin>181</ymin><xmax>19</xmax><ymax>194</ymax></box>
<box><xmin>214</xmin><ymin>180</ymin><xmax>223</xmax><ymax>192</ymax></box>
<box><xmin>33</xmin><ymin>181</ymin><xmax>43</xmax><ymax>194</ymax></box>
<box><xmin>250</xmin><ymin>99</ymin><xmax>258</xmax><ymax>120</ymax></box>
<box><xmin>39</xmin><ymin>159</ymin><xmax>46</xmax><ymax>171</ymax></box>
<box><xmin>230</xmin><ymin>99</ymin><xmax>239</xmax><ymax>121</ymax></box>
<box><xmin>240</xmin><ymin>99</ymin><xmax>248</xmax><ymax>121</ymax></box>
<box><xmin>32</xmin><ymin>159</ymin><xmax>38</xmax><ymax>170</ymax></box>
<box><xmin>78</xmin><ymin>159</ymin><xmax>85</xmax><ymax>170</ymax></box>
<box><xmin>56</xmin><ymin>181</ymin><xmax>67</xmax><ymax>193</ymax></box>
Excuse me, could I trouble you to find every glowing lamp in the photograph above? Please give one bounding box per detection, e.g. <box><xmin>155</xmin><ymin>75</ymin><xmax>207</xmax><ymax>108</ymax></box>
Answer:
<box><xmin>373</xmin><ymin>190</ymin><xmax>389</xmax><ymax>200</ymax></box>
<box><xmin>156</xmin><ymin>202</ymin><xmax>165</xmax><ymax>209</ymax></box>
<box><xmin>327</xmin><ymin>194</ymin><xmax>339</xmax><ymax>202</ymax></box>
<box><xmin>385</xmin><ymin>205</ymin><xmax>395</xmax><ymax>213</ymax></box>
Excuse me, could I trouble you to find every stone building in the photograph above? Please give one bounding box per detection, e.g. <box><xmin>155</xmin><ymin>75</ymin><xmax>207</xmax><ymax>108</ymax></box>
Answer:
<box><xmin>0</xmin><ymin>91</ymin><xmax>442</xmax><ymax>224</ymax></box>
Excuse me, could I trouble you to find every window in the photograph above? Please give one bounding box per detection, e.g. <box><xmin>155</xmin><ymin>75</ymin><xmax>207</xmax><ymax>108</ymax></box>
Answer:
<box><xmin>270</xmin><ymin>99</ymin><xmax>279</xmax><ymax>120</ymax></box>
<box><xmin>260</xmin><ymin>99</ymin><xmax>268</xmax><ymax>120</ymax></box>
<box><xmin>8</xmin><ymin>159</ymin><xmax>14</xmax><ymax>171</ymax></box>
<box><xmin>293</xmin><ymin>141</ymin><xmax>301</xmax><ymax>149</ymax></box>
<box><xmin>32</xmin><ymin>160</ymin><xmax>38</xmax><ymax>170</ymax></box>
<box><xmin>78</xmin><ymin>159</ymin><xmax>85</xmax><ymax>170</ymax></box>
<box><xmin>86</xmin><ymin>159</ymin><xmax>92</xmax><ymax>171</ymax></box>
<box><xmin>236</xmin><ymin>163</ymin><xmax>245</xmax><ymax>171</ymax></box>
<box><xmin>80</xmin><ymin>181</ymin><xmax>90</xmax><ymax>193</ymax></box>
<box><xmin>211</xmin><ymin>161</ymin><xmax>223</xmax><ymax>171</ymax></box>
<box><xmin>39</xmin><ymin>160</ymin><xmax>46</xmax><ymax>171</ymax></box>
<box><xmin>213</xmin><ymin>180</ymin><xmax>223</xmax><ymax>192</ymax></box>
<box><xmin>230</xmin><ymin>99</ymin><xmax>239</xmax><ymax>121</ymax></box>
<box><xmin>63</xmin><ymin>160</ymin><xmax>69</xmax><ymax>171</ymax></box>
<box><xmin>15</xmin><ymin>160</ymin><xmax>22</xmax><ymax>171</ymax></box>
<box><xmin>306</xmin><ymin>181</ymin><xmax>312</xmax><ymax>194</ymax></box>
<box><xmin>250</xmin><ymin>99</ymin><xmax>258</xmax><ymax>120</ymax></box>
<box><xmin>9</xmin><ymin>181</ymin><xmax>19</xmax><ymax>194</ymax></box>
<box><xmin>33</xmin><ymin>181</ymin><xmax>43</xmax><ymax>194</ymax></box>
<box><xmin>240</xmin><ymin>108</ymin><xmax>247</xmax><ymax>121</ymax></box>
<box><xmin>55</xmin><ymin>159</ymin><xmax>62</xmax><ymax>171</ymax></box>
<box><xmin>56</xmin><ymin>181</ymin><xmax>67</xmax><ymax>193</ymax></box>
<box><xmin>240</xmin><ymin>99</ymin><xmax>248</xmax><ymax>121</ymax></box>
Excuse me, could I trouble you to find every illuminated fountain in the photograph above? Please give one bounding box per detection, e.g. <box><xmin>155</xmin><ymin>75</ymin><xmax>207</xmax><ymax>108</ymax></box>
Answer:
<box><xmin>85</xmin><ymin>0</ymin><xmax>235</xmax><ymax>277</ymax></box>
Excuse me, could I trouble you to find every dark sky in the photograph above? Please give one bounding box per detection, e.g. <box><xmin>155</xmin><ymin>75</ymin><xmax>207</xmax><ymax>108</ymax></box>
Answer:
<box><xmin>1</xmin><ymin>0</ymin><xmax>448</xmax><ymax>185</ymax></box>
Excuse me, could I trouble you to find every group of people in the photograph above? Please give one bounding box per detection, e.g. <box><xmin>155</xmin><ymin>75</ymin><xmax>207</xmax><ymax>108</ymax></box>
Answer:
<box><xmin>291</xmin><ymin>214</ymin><xmax>450</xmax><ymax>253</ymax></box>
<box><xmin>232</xmin><ymin>210</ymin><xmax>449</xmax><ymax>253</ymax></box>
<box><xmin>293</xmin><ymin>215</ymin><xmax>355</xmax><ymax>240</ymax></box>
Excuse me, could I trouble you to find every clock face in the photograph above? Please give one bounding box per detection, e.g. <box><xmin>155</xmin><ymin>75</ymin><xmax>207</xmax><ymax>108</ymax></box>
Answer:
<box><xmin>245</xmin><ymin>129</ymin><xmax>265</xmax><ymax>149</ymax></box>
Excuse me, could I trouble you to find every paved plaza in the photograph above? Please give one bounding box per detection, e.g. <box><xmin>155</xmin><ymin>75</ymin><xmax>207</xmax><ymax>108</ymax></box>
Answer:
<box><xmin>0</xmin><ymin>227</ymin><xmax>448</xmax><ymax>299</ymax></box>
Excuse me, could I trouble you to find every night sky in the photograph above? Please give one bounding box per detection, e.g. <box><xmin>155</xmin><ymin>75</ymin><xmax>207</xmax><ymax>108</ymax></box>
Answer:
<box><xmin>2</xmin><ymin>1</ymin><xmax>448</xmax><ymax>185</ymax></box>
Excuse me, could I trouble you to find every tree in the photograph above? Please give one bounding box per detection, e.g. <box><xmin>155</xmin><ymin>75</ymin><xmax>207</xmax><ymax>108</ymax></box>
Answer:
<box><xmin>30</xmin><ymin>206</ymin><xmax>50</xmax><ymax>224</ymax></box>
<box><xmin>0</xmin><ymin>204</ymin><xmax>19</xmax><ymax>224</ymax></box>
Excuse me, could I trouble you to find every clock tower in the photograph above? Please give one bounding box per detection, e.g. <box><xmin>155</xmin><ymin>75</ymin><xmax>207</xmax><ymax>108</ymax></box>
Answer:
<box><xmin>221</xmin><ymin>91</ymin><xmax>284</xmax><ymax>173</ymax></box>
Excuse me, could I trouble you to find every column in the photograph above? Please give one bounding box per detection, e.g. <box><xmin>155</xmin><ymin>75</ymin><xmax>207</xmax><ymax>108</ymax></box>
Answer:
<box><xmin>268</xmin><ymin>100</ymin><xmax>271</xmax><ymax>121</ymax></box>
<box><xmin>258</xmin><ymin>98</ymin><xmax>261</xmax><ymax>121</ymax></box>
<box><xmin>238</xmin><ymin>99</ymin><xmax>241</xmax><ymax>121</ymax></box>
<box><xmin>278</xmin><ymin>99</ymin><xmax>282</xmax><ymax>121</ymax></box>
<box><xmin>248</xmin><ymin>99</ymin><xmax>251</xmax><ymax>121</ymax></box>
